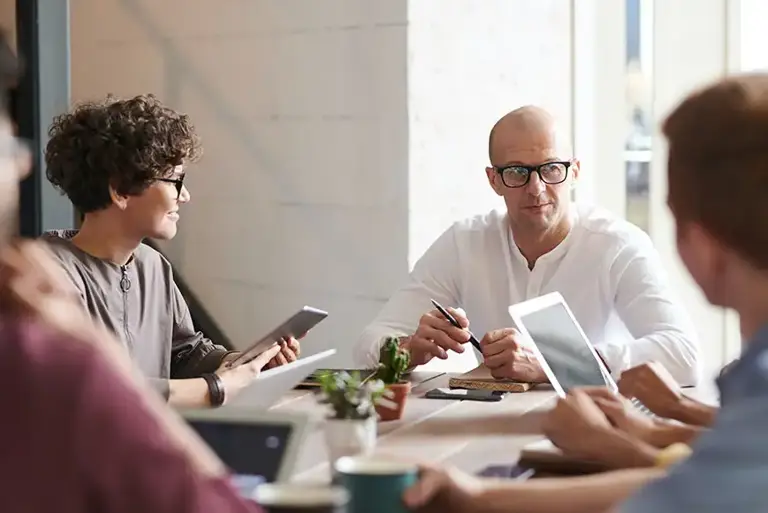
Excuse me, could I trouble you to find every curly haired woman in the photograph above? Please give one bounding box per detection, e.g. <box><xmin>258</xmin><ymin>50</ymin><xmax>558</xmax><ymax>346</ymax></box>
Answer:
<box><xmin>41</xmin><ymin>94</ymin><xmax>298</xmax><ymax>407</ymax></box>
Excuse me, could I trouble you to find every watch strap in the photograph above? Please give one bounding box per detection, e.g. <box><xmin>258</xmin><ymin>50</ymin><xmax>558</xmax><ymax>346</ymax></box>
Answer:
<box><xmin>202</xmin><ymin>373</ymin><xmax>226</xmax><ymax>407</ymax></box>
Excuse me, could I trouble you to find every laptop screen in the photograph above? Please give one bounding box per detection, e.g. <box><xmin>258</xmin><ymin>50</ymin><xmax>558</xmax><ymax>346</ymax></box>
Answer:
<box><xmin>188</xmin><ymin>420</ymin><xmax>293</xmax><ymax>495</ymax></box>
<box><xmin>518</xmin><ymin>302</ymin><xmax>610</xmax><ymax>393</ymax></box>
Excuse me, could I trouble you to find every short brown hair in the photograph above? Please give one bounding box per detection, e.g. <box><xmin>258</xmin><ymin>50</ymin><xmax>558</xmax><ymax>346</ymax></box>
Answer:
<box><xmin>45</xmin><ymin>94</ymin><xmax>202</xmax><ymax>213</ymax></box>
<box><xmin>663</xmin><ymin>73</ymin><xmax>768</xmax><ymax>269</ymax></box>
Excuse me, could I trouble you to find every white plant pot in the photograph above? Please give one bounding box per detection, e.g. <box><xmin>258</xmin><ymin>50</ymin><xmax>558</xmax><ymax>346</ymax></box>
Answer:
<box><xmin>324</xmin><ymin>416</ymin><xmax>377</xmax><ymax>467</ymax></box>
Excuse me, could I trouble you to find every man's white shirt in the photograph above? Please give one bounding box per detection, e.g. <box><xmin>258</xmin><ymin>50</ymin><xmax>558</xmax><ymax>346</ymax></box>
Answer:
<box><xmin>355</xmin><ymin>203</ymin><xmax>700</xmax><ymax>385</ymax></box>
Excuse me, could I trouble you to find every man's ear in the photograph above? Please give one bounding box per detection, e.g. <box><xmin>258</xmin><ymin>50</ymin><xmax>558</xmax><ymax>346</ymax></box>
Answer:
<box><xmin>109</xmin><ymin>185</ymin><xmax>129</xmax><ymax>210</ymax></box>
<box><xmin>486</xmin><ymin>166</ymin><xmax>504</xmax><ymax>196</ymax></box>
<box><xmin>570</xmin><ymin>158</ymin><xmax>580</xmax><ymax>182</ymax></box>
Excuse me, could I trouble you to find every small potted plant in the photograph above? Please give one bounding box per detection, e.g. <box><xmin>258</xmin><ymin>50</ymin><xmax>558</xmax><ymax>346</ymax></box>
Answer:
<box><xmin>373</xmin><ymin>336</ymin><xmax>412</xmax><ymax>421</ymax></box>
<box><xmin>318</xmin><ymin>370</ymin><xmax>390</xmax><ymax>465</ymax></box>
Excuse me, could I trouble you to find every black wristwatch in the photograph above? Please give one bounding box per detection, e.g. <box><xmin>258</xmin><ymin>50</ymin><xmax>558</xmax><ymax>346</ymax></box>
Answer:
<box><xmin>202</xmin><ymin>373</ymin><xmax>226</xmax><ymax>407</ymax></box>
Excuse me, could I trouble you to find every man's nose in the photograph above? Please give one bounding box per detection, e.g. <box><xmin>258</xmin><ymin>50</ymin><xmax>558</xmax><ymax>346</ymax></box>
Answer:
<box><xmin>525</xmin><ymin>171</ymin><xmax>546</xmax><ymax>194</ymax></box>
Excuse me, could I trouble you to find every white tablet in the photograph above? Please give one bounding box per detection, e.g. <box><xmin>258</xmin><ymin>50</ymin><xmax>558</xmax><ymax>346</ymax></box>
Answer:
<box><xmin>508</xmin><ymin>292</ymin><xmax>616</xmax><ymax>397</ymax></box>
<box><xmin>182</xmin><ymin>409</ymin><xmax>310</xmax><ymax>487</ymax></box>
<box><xmin>225</xmin><ymin>348</ymin><xmax>337</xmax><ymax>409</ymax></box>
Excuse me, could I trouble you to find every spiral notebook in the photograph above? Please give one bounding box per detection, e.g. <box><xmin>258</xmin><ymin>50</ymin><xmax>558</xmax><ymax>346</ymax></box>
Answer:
<box><xmin>448</xmin><ymin>364</ymin><xmax>533</xmax><ymax>393</ymax></box>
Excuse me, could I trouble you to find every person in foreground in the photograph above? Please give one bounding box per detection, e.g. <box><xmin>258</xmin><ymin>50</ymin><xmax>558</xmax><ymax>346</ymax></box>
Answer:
<box><xmin>0</xmin><ymin>30</ymin><xmax>263</xmax><ymax>513</ymax></box>
<box><xmin>356</xmin><ymin>105</ymin><xmax>699</xmax><ymax>386</ymax></box>
<box><xmin>403</xmin><ymin>74</ymin><xmax>768</xmax><ymax>513</ymax></box>
<box><xmin>40</xmin><ymin>94</ymin><xmax>299</xmax><ymax>407</ymax></box>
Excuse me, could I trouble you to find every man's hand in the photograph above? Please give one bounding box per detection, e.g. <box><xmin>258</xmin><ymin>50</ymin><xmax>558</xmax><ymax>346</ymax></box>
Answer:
<box><xmin>480</xmin><ymin>328</ymin><xmax>547</xmax><ymax>382</ymax></box>
<box><xmin>618</xmin><ymin>362</ymin><xmax>683</xmax><ymax>419</ymax></box>
<box><xmin>264</xmin><ymin>337</ymin><xmax>301</xmax><ymax>369</ymax></box>
<box><xmin>216</xmin><ymin>344</ymin><xmax>282</xmax><ymax>403</ymax></box>
<box><xmin>402</xmin><ymin>464</ymin><xmax>484</xmax><ymax>513</ymax></box>
<box><xmin>404</xmin><ymin>307</ymin><xmax>471</xmax><ymax>366</ymax></box>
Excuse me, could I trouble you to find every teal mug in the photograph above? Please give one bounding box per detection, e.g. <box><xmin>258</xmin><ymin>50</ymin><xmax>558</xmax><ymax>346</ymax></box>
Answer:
<box><xmin>335</xmin><ymin>456</ymin><xmax>418</xmax><ymax>513</ymax></box>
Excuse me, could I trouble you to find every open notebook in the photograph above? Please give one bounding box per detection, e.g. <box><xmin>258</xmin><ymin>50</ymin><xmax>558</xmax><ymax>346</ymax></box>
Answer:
<box><xmin>448</xmin><ymin>364</ymin><xmax>533</xmax><ymax>393</ymax></box>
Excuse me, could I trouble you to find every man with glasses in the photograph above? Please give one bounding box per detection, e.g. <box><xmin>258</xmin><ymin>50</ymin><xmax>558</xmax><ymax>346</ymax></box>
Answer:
<box><xmin>41</xmin><ymin>94</ymin><xmax>298</xmax><ymax>408</ymax></box>
<box><xmin>356</xmin><ymin>106</ymin><xmax>699</xmax><ymax>384</ymax></box>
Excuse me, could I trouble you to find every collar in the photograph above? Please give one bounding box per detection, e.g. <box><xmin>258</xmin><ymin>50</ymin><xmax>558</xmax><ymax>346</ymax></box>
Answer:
<box><xmin>506</xmin><ymin>207</ymin><xmax>580</xmax><ymax>268</ymax></box>
<box><xmin>716</xmin><ymin>323</ymin><xmax>768</xmax><ymax>401</ymax></box>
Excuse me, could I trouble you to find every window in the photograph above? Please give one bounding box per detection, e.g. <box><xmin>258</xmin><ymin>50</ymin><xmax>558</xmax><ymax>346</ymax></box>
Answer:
<box><xmin>624</xmin><ymin>0</ymin><xmax>653</xmax><ymax>232</ymax></box>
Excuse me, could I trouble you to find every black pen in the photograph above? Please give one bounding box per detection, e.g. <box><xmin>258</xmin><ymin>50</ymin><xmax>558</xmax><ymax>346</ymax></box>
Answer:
<box><xmin>430</xmin><ymin>298</ymin><xmax>484</xmax><ymax>357</ymax></box>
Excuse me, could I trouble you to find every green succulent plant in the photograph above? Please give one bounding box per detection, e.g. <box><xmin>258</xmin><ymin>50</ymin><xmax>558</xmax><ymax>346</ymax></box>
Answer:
<box><xmin>317</xmin><ymin>370</ymin><xmax>387</xmax><ymax>420</ymax></box>
<box><xmin>374</xmin><ymin>336</ymin><xmax>411</xmax><ymax>385</ymax></box>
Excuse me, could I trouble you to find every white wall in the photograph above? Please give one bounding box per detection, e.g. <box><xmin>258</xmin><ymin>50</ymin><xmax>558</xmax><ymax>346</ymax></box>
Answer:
<box><xmin>68</xmin><ymin>0</ymin><xmax>574</xmax><ymax>366</ymax></box>
<box><xmin>406</xmin><ymin>0</ymin><xmax>572</xmax><ymax>265</ymax></box>
<box><xmin>570</xmin><ymin>0</ymin><xmax>627</xmax><ymax>216</ymax></box>
<box><xmin>740</xmin><ymin>0</ymin><xmax>768</xmax><ymax>72</ymax></box>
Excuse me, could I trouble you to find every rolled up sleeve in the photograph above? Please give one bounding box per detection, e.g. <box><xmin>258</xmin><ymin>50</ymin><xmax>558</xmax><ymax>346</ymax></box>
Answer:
<box><xmin>170</xmin><ymin>281</ymin><xmax>235</xmax><ymax>379</ymax></box>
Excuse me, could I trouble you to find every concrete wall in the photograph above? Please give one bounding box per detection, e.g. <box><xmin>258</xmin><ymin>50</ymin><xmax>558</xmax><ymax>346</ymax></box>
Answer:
<box><xmin>68</xmin><ymin>0</ymin><xmax>572</xmax><ymax>367</ymax></box>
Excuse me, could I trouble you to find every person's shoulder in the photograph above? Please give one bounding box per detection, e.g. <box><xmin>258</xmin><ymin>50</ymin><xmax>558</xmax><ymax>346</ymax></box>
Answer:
<box><xmin>39</xmin><ymin>229</ymin><xmax>81</xmax><ymax>263</ymax></box>
<box><xmin>134</xmin><ymin>240</ymin><xmax>172</xmax><ymax>272</ymax></box>
<box><xmin>576</xmin><ymin>203</ymin><xmax>653</xmax><ymax>253</ymax></box>
<box><xmin>721</xmin><ymin>326</ymin><xmax>768</xmax><ymax>399</ymax></box>
<box><xmin>449</xmin><ymin>209</ymin><xmax>506</xmax><ymax>237</ymax></box>
<box><xmin>0</xmin><ymin>316</ymin><xmax>98</xmax><ymax>392</ymax></box>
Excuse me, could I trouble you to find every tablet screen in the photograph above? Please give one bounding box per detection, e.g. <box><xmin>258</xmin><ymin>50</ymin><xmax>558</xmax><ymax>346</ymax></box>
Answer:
<box><xmin>518</xmin><ymin>302</ymin><xmax>610</xmax><ymax>392</ymax></box>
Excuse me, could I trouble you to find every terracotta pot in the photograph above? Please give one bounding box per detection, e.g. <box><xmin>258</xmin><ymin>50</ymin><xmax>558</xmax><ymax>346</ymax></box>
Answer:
<box><xmin>375</xmin><ymin>381</ymin><xmax>412</xmax><ymax>421</ymax></box>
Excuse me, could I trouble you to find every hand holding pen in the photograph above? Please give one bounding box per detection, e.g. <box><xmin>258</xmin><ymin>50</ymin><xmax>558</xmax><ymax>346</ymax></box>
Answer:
<box><xmin>398</xmin><ymin>299</ymin><xmax>482</xmax><ymax>367</ymax></box>
<box><xmin>429</xmin><ymin>299</ymin><xmax>484</xmax><ymax>356</ymax></box>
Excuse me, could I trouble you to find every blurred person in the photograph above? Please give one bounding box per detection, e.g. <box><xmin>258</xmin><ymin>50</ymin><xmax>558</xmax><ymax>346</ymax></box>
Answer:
<box><xmin>356</xmin><ymin>106</ymin><xmax>699</xmax><ymax>386</ymax></box>
<box><xmin>542</xmin><ymin>386</ymin><xmax>705</xmax><ymax>470</ymax></box>
<box><xmin>0</xmin><ymin>29</ymin><xmax>265</xmax><ymax>513</ymax></box>
<box><xmin>40</xmin><ymin>94</ymin><xmax>299</xmax><ymax>407</ymax></box>
<box><xmin>543</xmin><ymin>361</ymin><xmax>717</xmax><ymax>469</ymax></box>
<box><xmin>403</xmin><ymin>74</ymin><xmax>768</xmax><ymax>513</ymax></box>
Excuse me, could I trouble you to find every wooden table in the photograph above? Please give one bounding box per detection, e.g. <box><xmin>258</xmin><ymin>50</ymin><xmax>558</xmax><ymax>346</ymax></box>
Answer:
<box><xmin>272</xmin><ymin>372</ymin><xmax>558</xmax><ymax>483</ymax></box>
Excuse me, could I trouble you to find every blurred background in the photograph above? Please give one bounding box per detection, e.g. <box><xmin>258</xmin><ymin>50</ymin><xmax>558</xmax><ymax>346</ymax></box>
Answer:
<box><xmin>3</xmin><ymin>0</ymin><xmax>767</xmax><ymax>378</ymax></box>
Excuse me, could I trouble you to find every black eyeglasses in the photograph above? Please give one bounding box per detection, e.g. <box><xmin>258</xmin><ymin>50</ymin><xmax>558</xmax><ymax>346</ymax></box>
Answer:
<box><xmin>157</xmin><ymin>174</ymin><xmax>186</xmax><ymax>199</ymax></box>
<box><xmin>494</xmin><ymin>161</ymin><xmax>571</xmax><ymax>188</ymax></box>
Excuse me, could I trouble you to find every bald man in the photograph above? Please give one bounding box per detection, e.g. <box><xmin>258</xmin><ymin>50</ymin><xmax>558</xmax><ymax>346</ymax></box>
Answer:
<box><xmin>355</xmin><ymin>106</ymin><xmax>699</xmax><ymax>385</ymax></box>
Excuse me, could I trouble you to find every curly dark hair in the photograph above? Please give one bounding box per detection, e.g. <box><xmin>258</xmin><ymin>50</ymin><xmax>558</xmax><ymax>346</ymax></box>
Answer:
<box><xmin>45</xmin><ymin>94</ymin><xmax>202</xmax><ymax>213</ymax></box>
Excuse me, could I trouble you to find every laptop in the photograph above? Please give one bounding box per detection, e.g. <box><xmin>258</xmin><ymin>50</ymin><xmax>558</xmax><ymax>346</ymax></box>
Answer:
<box><xmin>183</xmin><ymin>408</ymin><xmax>310</xmax><ymax>498</ymax></box>
<box><xmin>225</xmin><ymin>348</ymin><xmax>336</xmax><ymax>409</ymax></box>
